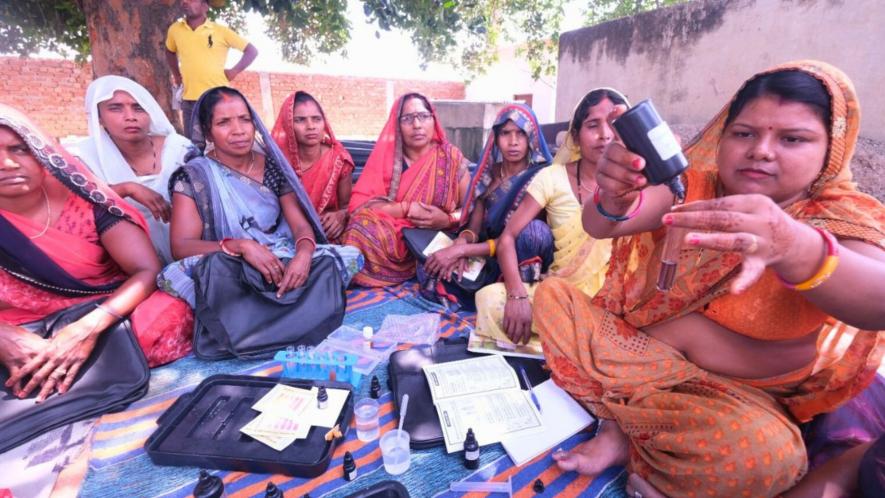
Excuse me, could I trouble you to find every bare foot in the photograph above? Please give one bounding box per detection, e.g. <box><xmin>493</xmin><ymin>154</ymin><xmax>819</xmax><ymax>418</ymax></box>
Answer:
<box><xmin>553</xmin><ymin>420</ymin><xmax>630</xmax><ymax>477</ymax></box>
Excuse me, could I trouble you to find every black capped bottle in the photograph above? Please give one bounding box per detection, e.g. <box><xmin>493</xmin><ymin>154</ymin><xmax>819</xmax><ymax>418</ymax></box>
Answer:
<box><xmin>193</xmin><ymin>469</ymin><xmax>225</xmax><ymax>498</ymax></box>
<box><xmin>343</xmin><ymin>451</ymin><xmax>357</xmax><ymax>481</ymax></box>
<box><xmin>463</xmin><ymin>428</ymin><xmax>479</xmax><ymax>469</ymax></box>
<box><xmin>264</xmin><ymin>482</ymin><xmax>283</xmax><ymax>498</ymax></box>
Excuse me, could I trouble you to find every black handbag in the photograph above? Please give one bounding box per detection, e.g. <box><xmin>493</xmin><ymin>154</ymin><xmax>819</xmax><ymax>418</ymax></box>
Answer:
<box><xmin>0</xmin><ymin>300</ymin><xmax>150</xmax><ymax>453</ymax></box>
<box><xmin>190</xmin><ymin>252</ymin><xmax>346</xmax><ymax>360</ymax></box>
<box><xmin>402</xmin><ymin>228</ymin><xmax>496</xmax><ymax>293</ymax></box>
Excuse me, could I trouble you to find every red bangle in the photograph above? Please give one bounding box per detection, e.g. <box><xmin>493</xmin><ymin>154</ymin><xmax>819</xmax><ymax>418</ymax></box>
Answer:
<box><xmin>219</xmin><ymin>238</ymin><xmax>241</xmax><ymax>257</ymax></box>
<box><xmin>295</xmin><ymin>236</ymin><xmax>317</xmax><ymax>253</ymax></box>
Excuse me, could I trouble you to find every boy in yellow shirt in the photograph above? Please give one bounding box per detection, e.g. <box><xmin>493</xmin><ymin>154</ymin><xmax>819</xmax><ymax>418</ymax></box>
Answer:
<box><xmin>165</xmin><ymin>0</ymin><xmax>258</xmax><ymax>138</ymax></box>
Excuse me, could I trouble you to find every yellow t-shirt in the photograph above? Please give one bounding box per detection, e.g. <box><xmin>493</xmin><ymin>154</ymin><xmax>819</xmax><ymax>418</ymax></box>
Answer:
<box><xmin>525</xmin><ymin>164</ymin><xmax>580</xmax><ymax>230</ymax></box>
<box><xmin>165</xmin><ymin>20</ymin><xmax>249</xmax><ymax>100</ymax></box>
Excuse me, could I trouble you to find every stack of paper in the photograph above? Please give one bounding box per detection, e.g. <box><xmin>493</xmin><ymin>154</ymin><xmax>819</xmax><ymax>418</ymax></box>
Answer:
<box><xmin>501</xmin><ymin>379</ymin><xmax>595</xmax><ymax>465</ymax></box>
<box><xmin>422</xmin><ymin>355</ymin><xmax>544</xmax><ymax>453</ymax></box>
<box><xmin>240</xmin><ymin>384</ymin><xmax>349</xmax><ymax>451</ymax></box>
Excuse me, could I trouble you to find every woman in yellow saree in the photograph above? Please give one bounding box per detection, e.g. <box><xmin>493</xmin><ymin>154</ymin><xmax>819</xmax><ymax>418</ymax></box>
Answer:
<box><xmin>535</xmin><ymin>61</ymin><xmax>885</xmax><ymax>497</ymax></box>
<box><xmin>474</xmin><ymin>88</ymin><xmax>625</xmax><ymax>346</ymax></box>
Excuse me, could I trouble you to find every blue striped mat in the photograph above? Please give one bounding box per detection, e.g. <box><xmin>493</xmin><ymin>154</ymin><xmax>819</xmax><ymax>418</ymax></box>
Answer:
<box><xmin>80</xmin><ymin>283</ymin><xmax>627</xmax><ymax>497</ymax></box>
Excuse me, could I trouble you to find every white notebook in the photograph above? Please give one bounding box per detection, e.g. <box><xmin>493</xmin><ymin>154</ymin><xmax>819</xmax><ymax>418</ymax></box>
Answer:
<box><xmin>500</xmin><ymin>379</ymin><xmax>595</xmax><ymax>466</ymax></box>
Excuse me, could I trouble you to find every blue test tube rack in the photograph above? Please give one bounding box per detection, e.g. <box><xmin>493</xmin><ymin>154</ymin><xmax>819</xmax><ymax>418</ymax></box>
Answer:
<box><xmin>274</xmin><ymin>345</ymin><xmax>362</xmax><ymax>387</ymax></box>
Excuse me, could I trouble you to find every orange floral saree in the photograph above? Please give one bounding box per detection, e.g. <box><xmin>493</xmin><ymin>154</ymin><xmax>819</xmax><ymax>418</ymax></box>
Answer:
<box><xmin>534</xmin><ymin>61</ymin><xmax>885</xmax><ymax>497</ymax></box>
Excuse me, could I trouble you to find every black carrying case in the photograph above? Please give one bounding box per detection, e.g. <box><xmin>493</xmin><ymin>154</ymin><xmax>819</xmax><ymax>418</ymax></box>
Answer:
<box><xmin>386</xmin><ymin>338</ymin><xmax>548</xmax><ymax>449</ymax></box>
<box><xmin>0</xmin><ymin>300</ymin><xmax>150</xmax><ymax>453</ymax></box>
<box><xmin>191</xmin><ymin>252</ymin><xmax>346</xmax><ymax>360</ymax></box>
<box><xmin>145</xmin><ymin>374</ymin><xmax>353</xmax><ymax>477</ymax></box>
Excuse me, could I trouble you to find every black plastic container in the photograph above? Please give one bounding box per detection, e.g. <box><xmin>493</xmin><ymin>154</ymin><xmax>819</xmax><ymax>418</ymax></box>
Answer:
<box><xmin>612</xmin><ymin>99</ymin><xmax>688</xmax><ymax>200</ymax></box>
<box><xmin>344</xmin><ymin>480</ymin><xmax>410</xmax><ymax>498</ymax></box>
<box><xmin>145</xmin><ymin>374</ymin><xmax>353</xmax><ymax>477</ymax></box>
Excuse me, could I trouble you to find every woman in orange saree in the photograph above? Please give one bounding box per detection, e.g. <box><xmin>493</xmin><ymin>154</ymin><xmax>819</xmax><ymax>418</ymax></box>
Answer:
<box><xmin>0</xmin><ymin>104</ymin><xmax>192</xmax><ymax>403</ymax></box>
<box><xmin>343</xmin><ymin>93</ymin><xmax>470</xmax><ymax>287</ymax></box>
<box><xmin>534</xmin><ymin>61</ymin><xmax>885</xmax><ymax>497</ymax></box>
<box><xmin>271</xmin><ymin>90</ymin><xmax>355</xmax><ymax>242</ymax></box>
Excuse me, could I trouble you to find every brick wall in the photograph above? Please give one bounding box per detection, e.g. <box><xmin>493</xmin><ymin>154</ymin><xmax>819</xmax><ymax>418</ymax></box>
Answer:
<box><xmin>0</xmin><ymin>56</ymin><xmax>465</xmax><ymax>140</ymax></box>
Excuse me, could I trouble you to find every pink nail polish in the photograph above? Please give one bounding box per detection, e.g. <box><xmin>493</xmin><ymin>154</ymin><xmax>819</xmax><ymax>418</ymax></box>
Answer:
<box><xmin>688</xmin><ymin>236</ymin><xmax>700</xmax><ymax>245</ymax></box>
<box><xmin>662</xmin><ymin>215</ymin><xmax>673</xmax><ymax>225</ymax></box>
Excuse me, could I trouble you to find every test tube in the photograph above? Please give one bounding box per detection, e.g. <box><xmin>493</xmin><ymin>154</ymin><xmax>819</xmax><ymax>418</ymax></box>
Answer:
<box><xmin>450</xmin><ymin>476</ymin><xmax>512</xmax><ymax>497</ymax></box>
<box><xmin>657</xmin><ymin>225</ymin><xmax>686</xmax><ymax>291</ymax></box>
<box><xmin>285</xmin><ymin>345</ymin><xmax>296</xmax><ymax>376</ymax></box>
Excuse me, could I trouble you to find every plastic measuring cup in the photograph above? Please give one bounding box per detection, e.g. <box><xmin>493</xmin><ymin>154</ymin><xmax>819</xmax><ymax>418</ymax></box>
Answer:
<box><xmin>379</xmin><ymin>429</ymin><xmax>411</xmax><ymax>475</ymax></box>
<box><xmin>354</xmin><ymin>398</ymin><xmax>380</xmax><ymax>442</ymax></box>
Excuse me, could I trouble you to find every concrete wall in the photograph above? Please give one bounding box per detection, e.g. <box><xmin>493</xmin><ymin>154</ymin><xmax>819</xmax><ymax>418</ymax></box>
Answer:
<box><xmin>466</xmin><ymin>45</ymin><xmax>558</xmax><ymax>124</ymax></box>
<box><xmin>434</xmin><ymin>100</ymin><xmax>514</xmax><ymax>162</ymax></box>
<box><xmin>556</xmin><ymin>0</ymin><xmax>885</xmax><ymax>141</ymax></box>
<box><xmin>0</xmin><ymin>56</ymin><xmax>465</xmax><ymax>140</ymax></box>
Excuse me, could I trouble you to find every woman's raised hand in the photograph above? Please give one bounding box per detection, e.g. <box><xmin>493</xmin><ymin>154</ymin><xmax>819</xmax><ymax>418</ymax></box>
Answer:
<box><xmin>666</xmin><ymin>194</ymin><xmax>823</xmax><ymax>294</ymax></box>
<box><xmin>595</xmin><ymin>106</ymin><xmax>648</xmax><ymax>213</ymax></box>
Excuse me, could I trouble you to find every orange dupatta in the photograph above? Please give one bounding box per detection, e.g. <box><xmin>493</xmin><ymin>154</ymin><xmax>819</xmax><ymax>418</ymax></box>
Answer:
<box><xmin>593</xmin><ymin>61</ymin><xmax>885</xmax><ymax>421</ymax></box>
<box><xmin>270</xmin><ymin>91</ymin><xmax>354</xmax><ymax>214</ymax></box>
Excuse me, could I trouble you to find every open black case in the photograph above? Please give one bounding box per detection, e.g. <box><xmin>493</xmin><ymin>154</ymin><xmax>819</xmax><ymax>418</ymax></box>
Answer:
<box><xmin>387</xmin><ymin>337</ymin><xmax>548</xmax><ymax>449</ymax></box>
<box><xmin>145</xmin><ymin>374</ymin><xmax>353</xmax><ymax>477</ymax></box>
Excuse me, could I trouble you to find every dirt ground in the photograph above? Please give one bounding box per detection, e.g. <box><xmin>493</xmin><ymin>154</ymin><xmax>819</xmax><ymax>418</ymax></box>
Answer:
<box><xmin>670</xmin><ymin>125</ymin><xmax>885</xmax><ymax>202</ymax></box>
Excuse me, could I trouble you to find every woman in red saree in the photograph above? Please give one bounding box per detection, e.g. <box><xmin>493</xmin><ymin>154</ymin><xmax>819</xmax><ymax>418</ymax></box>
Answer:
<box><xmin>0</xmin><ymin>104</ymin><xmax>192</xmax><ymax>403</ymax></box>
<box><xmin>535</xmin><ymin>61</ymin><xmax>885</xmax><ymax>497</ymax></box>
<box><xmin>271</xmin><ymin>90</ymin><xmax>355</xmax><ymax>242</ymax></box>
<box><xmin>343</xmin><ymin>93</ymin><xmax>470</xmax><ymax>287</ymax></box>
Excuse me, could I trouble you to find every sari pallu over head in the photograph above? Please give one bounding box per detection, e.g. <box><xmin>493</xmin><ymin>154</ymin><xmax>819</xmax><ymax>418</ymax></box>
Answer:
<box><xmin>0</xmin><ymin>103</ymin><xmax>148</xmax><ymax>301</ymax></box>
<box><xmin>185</xmin><ymin>87</ymin><xmax>328</xmax><ymax>246</ymax></box>
<box><xmin>347</xmin><ymin>93</ymin><xmax>461</xmax><ymax>213</ymax></box>
<box><xmin>594</xmin><ymin>61</ymin><xmax>885</xmax><ymax>421</ymax></box>
<box><xmin>78</xmin><ymin>75</ymin><xmax>193</xmax><ymax>187</ymax></box>
<box><xmin>461</xmin><ymin>103</ymin><xmax>553</xmax><ymax>238</ymax></box>
<box><xmin>270</xmin><ymin>91</ymin><xmax>354</xmax><ymax>214</ymax></box>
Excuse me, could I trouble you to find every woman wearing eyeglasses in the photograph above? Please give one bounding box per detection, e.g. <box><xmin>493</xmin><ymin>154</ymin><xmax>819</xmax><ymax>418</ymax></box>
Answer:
<box><xmin>342</xmin><ymin>93</ymin><xmax>471</xmax><ymax>287</ymax></box>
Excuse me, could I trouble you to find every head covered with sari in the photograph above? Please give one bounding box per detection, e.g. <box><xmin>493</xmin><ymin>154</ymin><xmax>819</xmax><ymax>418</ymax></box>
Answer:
<box><xmin>347</xmin><ymin>92</ymin><xmax>450</xmax><ymax>212</ymax></box>
<box><xmin>270</xmin><ymin>90</ymin><xmax>354</xmax><ymax>213</ymax></box>
<box><xmin>595</xmin><ymin>61</ymin><xmax>885</xmax><ymax>420</ymax></box>
<box><xmin>461</xmin><ymin>103</ymin><xmax>552</xmax><ymax>235</ymax></box>
<box><xmin>0</xmin><ymin>103</ymin><xmax>147</xmax><ymax>297</ymax></box>
<box><xmin>552</xmin><ymin>87</ymin><xmax>630</xmax><ymax>167</ymax></box>
<box><xmin>187</xmin><ymin>87</ymin><xmax>328</xmax><ymax>244</ymax></box>
<box><xmin>78</xmin><ymin>75</ymin><xmax>192</xmax><ymax>184</ymax></box>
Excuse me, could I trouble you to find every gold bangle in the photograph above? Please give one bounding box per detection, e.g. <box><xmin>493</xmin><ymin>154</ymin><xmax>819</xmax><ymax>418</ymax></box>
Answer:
<box><xmin>487</xmin><ymin>238</ymin><xmax>496</xmax><ymax>257</ymax></box>
<box><xmin>778</xmin><ymin>227</ymin><xmax>839</xmax><ymax>291</ymax></box>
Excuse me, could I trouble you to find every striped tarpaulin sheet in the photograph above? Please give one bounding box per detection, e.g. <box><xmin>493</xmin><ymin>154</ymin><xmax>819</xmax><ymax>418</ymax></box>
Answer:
<box><xmin>80</xmin><ymin>283</ymin><xmax>625</xmax><ymax>498</ymax></box>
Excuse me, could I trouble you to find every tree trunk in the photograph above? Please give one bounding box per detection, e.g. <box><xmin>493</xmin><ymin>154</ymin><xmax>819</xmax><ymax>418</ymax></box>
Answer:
<box><xmin>80</xmin><ymin>0</ymin><xmax>182</xmax><ymax>130</ymax></box>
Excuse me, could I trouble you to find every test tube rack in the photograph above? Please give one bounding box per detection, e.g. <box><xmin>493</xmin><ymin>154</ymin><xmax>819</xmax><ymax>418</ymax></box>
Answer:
<box><xmin>274</xmin><ymin>345</ymin><xmax>362</xmax><ymax>387</ymax></box>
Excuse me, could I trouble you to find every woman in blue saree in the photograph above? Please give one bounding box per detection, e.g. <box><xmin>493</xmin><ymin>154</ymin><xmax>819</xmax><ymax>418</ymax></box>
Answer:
<box><xmin>418</xmin><ymin>104</ymin><xmax>553</xmax><ymax>311</ymax></box>
<box><xmin>159</xmin><ymin>87</ymin><xmax>361</xmax><ymax>310</ymax></box>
